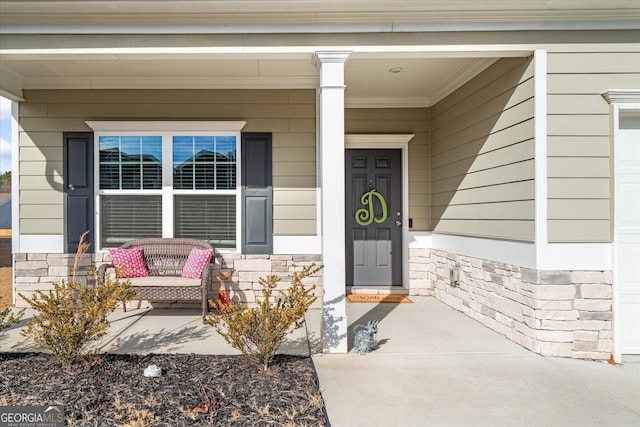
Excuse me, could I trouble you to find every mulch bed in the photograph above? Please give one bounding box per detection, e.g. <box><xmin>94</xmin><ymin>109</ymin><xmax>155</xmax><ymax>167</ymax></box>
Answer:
<box><xmin>0</xmin><ymin>352</ymin><xmax>328</xmax><ymax>426</ymax></box>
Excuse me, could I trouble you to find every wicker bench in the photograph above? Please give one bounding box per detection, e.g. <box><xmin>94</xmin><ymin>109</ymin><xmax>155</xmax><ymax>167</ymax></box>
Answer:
<box><xmin>98</xmin><ymin>238</ymin><xmax>214</xmax><ymax>317</ymax></box>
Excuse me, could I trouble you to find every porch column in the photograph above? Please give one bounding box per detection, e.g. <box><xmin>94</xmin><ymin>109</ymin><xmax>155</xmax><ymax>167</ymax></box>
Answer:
<box><xmin>314</xmin><ymin>50</ymin><xmax>350</xmax><ymax>353</ymax></box>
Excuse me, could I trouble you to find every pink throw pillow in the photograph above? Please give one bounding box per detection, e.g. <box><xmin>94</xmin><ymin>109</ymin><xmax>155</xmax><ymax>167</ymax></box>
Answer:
<box><xmin>182</xmin><ymin>248</ymin><xmax>213</xmax><ymax>279</ymax></box>
<box><xmin>109</xmin><ymin>247</ymin><xmax>149</xmax><ymax>278</ymax></box>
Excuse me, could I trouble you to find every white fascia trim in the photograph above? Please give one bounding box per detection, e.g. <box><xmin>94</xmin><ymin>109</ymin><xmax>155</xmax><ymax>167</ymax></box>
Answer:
<box><xmin>25</xmin><ymin>76</ymin><xmax>318</xmax><ymax>90</ymax></box>
<box><xmin>421</xmin><ymin>232</ymin><xmax>536</xmax><ymax>270</ymax></box>
<box><xmin>86</xmin><ymin>121</ymin><xmax>247</xmax><ymax>132</ymax></box>
<box><xmin>345</xmin><ymin>134</ymin><xmax>414</xmax><ymax>147</ymax></box>
<box><xmin>345</xmin><ymin>97</ymin><xmax>430</xmax><ymax>109</ymax></box>
<box><xmin>2</xmin><ymin>46</ymin><xmax>536</xmax><ymax>58</ymax></box>
<box><xmin>542</xmin><ymin>243</ymin><xmax>612</xmax><ymax>271</ymax></box>
<box><xmin>19</xmin><ymin>235</ymin><xmax>64</xmax><ymax>254</ymax></box>
<box><xmin>409</xmin><ymin>232</ymin><xmax>612</xmax><ymax>271</ymax></box>
<box><xmin>3</xmin><ymin>19</ymin><xmax>639</xmax><ymax>35</ymax></box>
<box><xmin>273</xmin><ymin>236</ymin><xmax>321</xmax><ymax>255</ymax></box>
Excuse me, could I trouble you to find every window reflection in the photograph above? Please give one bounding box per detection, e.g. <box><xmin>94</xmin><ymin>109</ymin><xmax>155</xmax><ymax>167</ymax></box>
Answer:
<box><xmin>99</xmin><ymin>136</ymin><xmax>162</xmax><ymax>189</ymax></box>
<box><xmin>173</xmin><ymin>136</ymin><xmax>236</xmax><ymax>190</ymax></box>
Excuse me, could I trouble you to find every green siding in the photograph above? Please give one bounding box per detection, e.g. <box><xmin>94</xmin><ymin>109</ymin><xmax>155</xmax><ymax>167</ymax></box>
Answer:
<box><xmin>18</xmin><ymin>89</ymin><xmax>317</xmax><ymax>235</ymax></box>
<box><xmin>430</xmin><ymin>57</ymin><xmax>535</xmax><ymax>241</ymax></box>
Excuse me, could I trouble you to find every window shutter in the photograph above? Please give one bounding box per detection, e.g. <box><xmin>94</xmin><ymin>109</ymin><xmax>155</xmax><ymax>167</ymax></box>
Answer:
<box><xmin>64</xmin><ymin>132</ymin><xmax>94</xmax><ymax>253</ymax></box>
<box><xmin>242</xmin><ymin>133</ymin><xmax>273</xmax><ymax>254</ymax></box>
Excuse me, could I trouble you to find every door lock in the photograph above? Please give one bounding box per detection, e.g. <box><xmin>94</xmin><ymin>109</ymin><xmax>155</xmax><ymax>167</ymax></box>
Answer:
<box><xmin>395</xmin><ymin>220</ymin><xmax>402</xmax><ymax>227</ymax></box>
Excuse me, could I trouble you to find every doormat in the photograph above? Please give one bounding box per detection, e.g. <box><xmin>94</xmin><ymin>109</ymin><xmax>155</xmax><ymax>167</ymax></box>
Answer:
<box><xmin>346</xmin><ymin>294</ymin><xmax>413</xmax><ymax>303</ymax></box>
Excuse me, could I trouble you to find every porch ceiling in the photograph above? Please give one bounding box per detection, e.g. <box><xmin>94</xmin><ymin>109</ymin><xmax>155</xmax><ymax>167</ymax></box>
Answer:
<box><xmin>0</xmin><ymin>52</ymin><xmax>498</xmax><ymax>107</ymax></box>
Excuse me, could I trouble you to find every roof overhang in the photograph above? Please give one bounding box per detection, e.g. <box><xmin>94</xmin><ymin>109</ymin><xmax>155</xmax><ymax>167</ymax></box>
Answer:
<box><xmin>2</xmin><ymin>0</ymin><xmax>639</xmax><ymax>34</ymax></box>
<box><xmin>1</xmin><ymin>1</ymin><xmax>638</xmax><ymax>105</ymax></box>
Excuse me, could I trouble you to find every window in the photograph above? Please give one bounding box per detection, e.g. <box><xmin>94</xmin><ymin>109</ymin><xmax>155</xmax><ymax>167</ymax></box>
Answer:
<box><xmin>91</xmin><ymin>121</ymin><xmax>246</xmax><ymax>251</ymax></box>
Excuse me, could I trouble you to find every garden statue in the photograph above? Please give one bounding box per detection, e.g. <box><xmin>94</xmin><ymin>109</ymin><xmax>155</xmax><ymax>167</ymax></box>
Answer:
<box><xmin>353</xmin><ymin>320</ymin><xmax>379</xmax><ymax>355</ymax></box>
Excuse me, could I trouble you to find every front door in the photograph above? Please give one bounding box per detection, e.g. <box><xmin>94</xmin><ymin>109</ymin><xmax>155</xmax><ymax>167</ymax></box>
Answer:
<box><xmin>346</xmin><ymin>149</ymin><xmax>402</xmax><ymax>286</ymax></box>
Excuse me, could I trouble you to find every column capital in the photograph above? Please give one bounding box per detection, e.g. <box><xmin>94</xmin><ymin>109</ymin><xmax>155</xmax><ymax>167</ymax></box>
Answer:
<box><xmin>312</xmin><ymin>50</ymin><xmax>352</xmax><ymax>68</ymax></box>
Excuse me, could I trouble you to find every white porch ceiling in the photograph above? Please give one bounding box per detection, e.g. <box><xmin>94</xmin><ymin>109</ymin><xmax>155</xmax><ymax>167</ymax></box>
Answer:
<box><xmin>0</xmin><ymin>53</ymin><xmax>498</xmax><ymax>107</ymax></box>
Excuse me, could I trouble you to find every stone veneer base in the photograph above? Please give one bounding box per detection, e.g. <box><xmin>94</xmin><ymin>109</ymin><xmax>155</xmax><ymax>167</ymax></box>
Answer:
<box><xmin>13</xmin><ymin>249</ymin><xmax>613</xmax><ymax>360</ymax></box>
<box><xmin>13</xmin><ymin>252</ymin><xmax>323</xmax><ymax>310</ymax></box>
<box><xmin>409</xmin><ymin>248</ymin><xmax>612</xmax><ymax>360</ymax></box>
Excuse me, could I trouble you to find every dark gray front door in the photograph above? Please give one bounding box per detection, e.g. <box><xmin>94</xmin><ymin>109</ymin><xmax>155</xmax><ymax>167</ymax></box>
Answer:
<box><xmin>346</xmin><ymin>149</ymin><xmax>402</xmax><ymax>286</ymax></box>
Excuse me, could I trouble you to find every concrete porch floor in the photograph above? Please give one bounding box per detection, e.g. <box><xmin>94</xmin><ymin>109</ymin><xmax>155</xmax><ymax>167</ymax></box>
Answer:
<box><xmin>1</xmin><ymin>296</ymin><xmax>639</xmax><ymax>426</ymax></box>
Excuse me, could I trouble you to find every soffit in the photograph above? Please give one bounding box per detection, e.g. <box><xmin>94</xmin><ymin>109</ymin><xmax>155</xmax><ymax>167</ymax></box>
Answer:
<box><xmin>0</xmin><ymin>53</ymin><xmax>499</xmax><ymax>107</ymax></box>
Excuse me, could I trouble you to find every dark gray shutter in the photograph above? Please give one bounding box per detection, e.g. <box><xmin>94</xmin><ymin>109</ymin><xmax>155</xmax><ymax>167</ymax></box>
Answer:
<box><xmin>63</xmin><ymin>132</ymin><xmax>94</xmax><ymax>253</ymax></box>
<box><xmin>241</xmin><ymin>133</ymin><xmax>272</xmax><ymax>254</ymax></box>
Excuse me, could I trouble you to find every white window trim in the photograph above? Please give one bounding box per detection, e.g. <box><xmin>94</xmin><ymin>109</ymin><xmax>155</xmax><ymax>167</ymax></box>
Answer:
<box><xmin>86</xmin><ymin>121</ymin><xmax>246</xmax><ymax>252</ymax></box>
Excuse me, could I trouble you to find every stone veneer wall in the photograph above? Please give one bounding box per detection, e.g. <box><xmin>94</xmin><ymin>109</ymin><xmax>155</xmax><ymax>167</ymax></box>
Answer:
<box><xmin>14</xmin><ymin>252</ymin><xmax>322</xmax><ymax>310</ymax></box>
<box><xmin>409</xmin><ymin>248</ymin><xmax>613</xmax><ymax>360</ymax></box>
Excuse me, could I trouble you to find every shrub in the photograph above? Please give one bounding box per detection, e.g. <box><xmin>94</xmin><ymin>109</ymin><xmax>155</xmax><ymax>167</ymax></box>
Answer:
<box><xmin>0</xmin><ymin>296</ymin><xmax>24</xmax><ymax>333</ymax></box>
<box><xmin>206</xmin><ymin>263</ymin><xmax>321</xmax><ymax>372</ymax></box>
<box><xmin>19</xmin><ymin>231</ymin><xmax>138</xmax><ymax>365</ymax></box>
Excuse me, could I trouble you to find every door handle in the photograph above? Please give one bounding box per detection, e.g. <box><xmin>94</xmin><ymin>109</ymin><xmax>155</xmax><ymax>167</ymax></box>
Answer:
<box><xmin>395</xmin><ymin>220</ymin><xmax>402</xmax><ymax>227</ymax></box>
<box><xmin>68</xmin><ymin>184</ymin><xmax>75</xmax><ymax>190</ymax></box>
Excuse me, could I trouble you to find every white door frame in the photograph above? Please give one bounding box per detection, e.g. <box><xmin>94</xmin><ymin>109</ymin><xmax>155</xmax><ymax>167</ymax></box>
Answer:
<box><xmin>345</xmin><ymin>134</ymin><xmax>414</xmax><ymax>290</ymax></box>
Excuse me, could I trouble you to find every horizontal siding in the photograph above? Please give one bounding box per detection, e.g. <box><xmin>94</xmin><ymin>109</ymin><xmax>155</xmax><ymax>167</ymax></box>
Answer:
<box><xmin>20</xmin><ymin>219</ymin><xmax>63</xmax><ymax>234</ymax></box>
<box><xmin>345</xmin><ymin>108</ymin><xmax>431</xmax><ymax>231</ymax></box>
<box><xmin>546</xmin><ymin>49</ymin><xmax>640</xmax><ymax>242</ymax></box>
<box><xmin>548</xmin><ymin>220</ymin><xmax>611</xmax><ymax>242</ymax></box>
<box><xmin>433</xmin><ymin>201</ymin><xmax>534</xmax><ymax>221</ymax></box>
<box><xmin>43</xmin><ymin>103</ymin><xmax>316</xmax><ymax>119</ymax></box>
<box><xmin>434</xmin><ymin>220</ymin><xmax>534</xmax><ymax>241</ymax></box>
<box><xmin>547</xmin><ymin>136</ymin><xmax>610</xmax><ymax>157</ymax></box>
<box><xmin>273</xmin><ymin>220</ymin><xmax>316</xmax><ymax>235</ymax></box>
<box><xmin>21</xmin><ymin>204</ymin><xmax>63</xmax><ymax>219</ymax></box>
<box><xmin>432</xmin><ymin>181</ymin><xmax>534</xmax><ymax>207</ymax></box>
<box><xmin>18</xmin><ymin>89</ymin><xmax>317</xmax><ymax>236</ymax></box>
<box><xmin>547</xmin><ymin>178</ymin><xmax>609</xmax><ymax>199</ymax></box>
<box><xmin>548</xmin><ymin>199</ymin><xmax>610</xmax><ymax>220</ymax></box>
<box><xmin>431</xmin><ymin>57</ymin><xmax>535</xmax><ymax>241</ymax></box>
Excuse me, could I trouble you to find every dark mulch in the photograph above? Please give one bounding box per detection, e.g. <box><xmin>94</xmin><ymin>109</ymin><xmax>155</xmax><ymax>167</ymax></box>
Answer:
<box><xmin>0</xmin><ymin>352</ymin><xmax>328</xmax><ymax>426</ymax></box>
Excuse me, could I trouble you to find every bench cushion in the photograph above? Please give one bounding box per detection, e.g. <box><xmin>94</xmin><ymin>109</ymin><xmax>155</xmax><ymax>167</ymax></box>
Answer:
<box><xmin>128</xmin><ymin>276</ymin><xmax>201</xmax><ymax>287</ymax></box>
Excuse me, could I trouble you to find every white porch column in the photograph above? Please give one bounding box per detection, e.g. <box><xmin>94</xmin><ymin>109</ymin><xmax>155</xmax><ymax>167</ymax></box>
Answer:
<box><xmin>314</xmin><ymin>50</ymin><xmax>350</xmax><ymax>353</ymax></box>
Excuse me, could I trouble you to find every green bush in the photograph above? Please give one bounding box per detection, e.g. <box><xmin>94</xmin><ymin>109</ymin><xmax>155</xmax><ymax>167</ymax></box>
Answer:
<box><xmin>206</xmin><ymin>263</ymin><xmax>321</xmax><ymax>372</ymax></box>
<box><xmin>19</xmin><ymin>231</ymin><xmax>138</xmax><ymax>365</ymax></box>
<box><xmin>0</xmin><ymin>296</ymin><xmax>24</xmax><ymax>333</ymax></box>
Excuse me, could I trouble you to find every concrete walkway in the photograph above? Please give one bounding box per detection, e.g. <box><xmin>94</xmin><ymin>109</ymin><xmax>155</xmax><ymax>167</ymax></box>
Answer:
<box><xmin>2</xmin><ymin>297</ymin><xmax>639</xmax><ymax>426</ymax></box>
<box><xmin>313</xmin><ymin>297</ymin><xmax>640</xmax><ymax>427</ymax></box>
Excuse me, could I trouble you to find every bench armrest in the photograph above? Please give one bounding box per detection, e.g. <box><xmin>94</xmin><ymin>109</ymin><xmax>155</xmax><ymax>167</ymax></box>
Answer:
<box><xmin>97</xmin><ymin>263</ymin><xmax>115</xmax><ymax>281</ymax></box>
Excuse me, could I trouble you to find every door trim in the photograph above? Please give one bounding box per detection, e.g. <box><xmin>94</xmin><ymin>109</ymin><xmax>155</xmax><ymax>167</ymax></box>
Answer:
<box><xmin>602</xmin><ymin>90</ymin><xmax>640</xmax><ymax>361</ymax></box>
<box><xmin>345</xmin><ymin>134</ymin><xmax>414</xmax><ymax>289</ymax></box>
